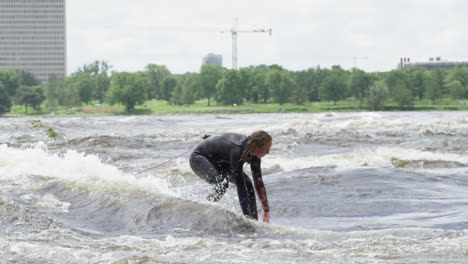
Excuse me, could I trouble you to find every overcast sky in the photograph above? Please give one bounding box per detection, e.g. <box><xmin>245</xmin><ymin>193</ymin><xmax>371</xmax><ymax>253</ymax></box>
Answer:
<box><xmin>67</xmin><ymin>0</ymin><xmax>468</xmax><ymax>75</ymax></box>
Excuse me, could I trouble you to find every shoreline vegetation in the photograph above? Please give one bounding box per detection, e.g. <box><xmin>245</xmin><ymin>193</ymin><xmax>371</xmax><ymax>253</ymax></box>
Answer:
<box><xmin>2</xmin><ymin>62</ymin><xmax>468</xmax><ymax>117</ymax></box>
<box><xmin>4</xmin><ymin>99</ymin><xmax>468</xmax><ymax>118</ymax></box>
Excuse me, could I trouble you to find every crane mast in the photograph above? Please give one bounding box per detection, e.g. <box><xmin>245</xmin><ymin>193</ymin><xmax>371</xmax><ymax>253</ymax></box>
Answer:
<box><xmin>231</xmin><ymin>18</ymin><xmax>238</xmax><ymax>70</ymax></box>
<box><xmin>226</xmin><ymin>18</ymin><xmax>271</xmax><ymax>70</ymax></box>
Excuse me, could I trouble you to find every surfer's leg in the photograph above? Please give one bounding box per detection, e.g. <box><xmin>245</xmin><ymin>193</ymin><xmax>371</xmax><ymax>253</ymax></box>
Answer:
<box><xmin>189</xmin><ymin>152</ymin><xmax>229</xmax><ymax>202</ymax></box>
<box><xmin>235</xmin><ymin>173</ymin><xmax>258</xmax><ymax>220</ymax></box>
<box><xmin>207</xmin><ymin>178</ymin><xmax>228</xmax><ymax>202</ymax></box>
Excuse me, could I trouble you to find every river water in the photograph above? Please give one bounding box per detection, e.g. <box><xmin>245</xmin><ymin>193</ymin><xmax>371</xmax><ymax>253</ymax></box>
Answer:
<box><xmin>0</xmin><ymin>112</ymin><xmax>467</xmax><ymax>263</ymax></box>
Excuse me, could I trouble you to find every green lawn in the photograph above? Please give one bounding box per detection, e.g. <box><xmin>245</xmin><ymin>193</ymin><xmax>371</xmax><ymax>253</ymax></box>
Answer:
<box><xmin>5</xmin><ymin>98</ymin><xmax>468</xmax><ymax>117</ymax></box>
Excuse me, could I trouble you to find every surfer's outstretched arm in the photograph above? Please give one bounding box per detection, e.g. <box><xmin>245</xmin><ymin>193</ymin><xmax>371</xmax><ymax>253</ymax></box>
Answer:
<box><xmin>251</xmin><ymin>158</ymin><xmax>270</xmax><ymax>223</ymax></box>
<box><xmin>232</xmin><ymin>167</ymin><xmax>258</xmax><ymax>220</ymax></box>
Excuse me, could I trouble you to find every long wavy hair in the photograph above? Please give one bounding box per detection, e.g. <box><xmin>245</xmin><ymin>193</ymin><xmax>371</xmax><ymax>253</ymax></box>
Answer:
<box><xmin>240</xmin><ymin>130</ymin><xmax>272</xmax><ymax>162</ymax></box>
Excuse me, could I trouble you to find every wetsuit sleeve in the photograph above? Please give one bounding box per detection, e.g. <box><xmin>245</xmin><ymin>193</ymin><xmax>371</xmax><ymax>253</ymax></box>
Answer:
<box><xmin>230</xmin><ymin>149</ymin><xmax>258</xmax><ymax>219</ymax></box>
<box><xmin>229</xmin><ymin>149</ymin><xmax>244</xmax><ymax>182</ymax></box>
<box><xmin>250</xmin><ymin>158</ymin><xmax>270</xmax><ymax>213</ymax></box>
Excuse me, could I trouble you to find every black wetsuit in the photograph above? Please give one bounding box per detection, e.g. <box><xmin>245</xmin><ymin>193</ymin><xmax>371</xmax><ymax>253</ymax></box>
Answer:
<box><xmin>189</xmin><ymin>133</ymin><xmax>269</xmax><ymax>220</ymax></box>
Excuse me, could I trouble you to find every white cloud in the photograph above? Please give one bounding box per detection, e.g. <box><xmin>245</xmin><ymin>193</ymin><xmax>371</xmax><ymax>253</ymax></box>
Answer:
<box><xmin>67</xmin><ymin>0</ymin><xmax>468</xmax><ymax>74</ymax></box>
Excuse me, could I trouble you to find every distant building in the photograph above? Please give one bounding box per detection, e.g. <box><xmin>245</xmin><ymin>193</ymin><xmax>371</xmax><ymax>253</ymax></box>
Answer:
<box><xmin>0</xmin><ymin>0</ymin><xmax>67</xmax><ymax>84</ymax></box>
<box><xmin>202</xmin><ymin>53</ymin><xmax>222</xmax><ymax>66</ymax></box>
<box><xmin>398</xmin><ymin>57</ymin><xmax>468</xmax><ymax>70</ymax></box>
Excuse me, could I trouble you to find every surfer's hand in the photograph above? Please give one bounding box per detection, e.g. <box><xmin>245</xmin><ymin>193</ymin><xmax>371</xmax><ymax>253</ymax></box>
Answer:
<box><xmin>263</xmin><ymin>211</ymin><xmax>270</xmax><ymax>223</ymax></box>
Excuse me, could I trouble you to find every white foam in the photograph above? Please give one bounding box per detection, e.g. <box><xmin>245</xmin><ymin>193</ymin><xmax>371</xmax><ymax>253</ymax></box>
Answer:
<box><xmin>1</xmin><ymin>227</ymin><xmax>465</xmax><ymax>263</ymax></box>
<box><xmin>0</xmin><ymin>143</ymin><xmax>172</xmax><ymax>196</ymax></box>
<box><xmin>264</xmin><ymin>147</ymin><xmax>468</xmax><ymax>172</ymax></box>
<box><xmin>252</xmin><ymin>113</ymin><xmax>468</xmax><ymax>140</ymax></box>
<box><xmin>21</xmin><ymin>193</ymin><xmax>71</xmax><ymax>214</ymax></box>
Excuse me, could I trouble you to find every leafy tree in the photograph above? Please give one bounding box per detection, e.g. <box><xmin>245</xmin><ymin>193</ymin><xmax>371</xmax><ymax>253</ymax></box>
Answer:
<box><xmin>393</xmin><ymin>82</ymin><xmax>414</xmax><ymax>108</ymax></box>
<box><xmin>61</xmin><ymin>79</ymin><xmax>81</xmax><ymax>108</ymax></box>
<box><xmin>426</xmin><ymin>67</ymin><xmax>445</xmax><ymax>101</ymax></box>
<box><xmin>96</xmin><ymin>72</ymin><xmax>111</xmax><ymax>104</ymax></box>
<box><xmin>308</xmin><ymin>67</ymin><xmax>329</xmax><ymax>102</ymax></box>
<box><xmin>295</xmin><ymin>67</ymin><xmax>323</xmax><ymax>103</ymax></box>
<box><xmin>134</xmin><ymin>71</ymin><xmax>149</xmax><ymax>99</ymax></box>
<box><xmin>268</xmin><ymin>64</ymin><xmax>284</xmax><ymax>71</ymax></box>
<box><xmin>408</xmin><ymin>67</ymin><xmax>428</xmax><ymax>100</ymax></box>
<box><xmin>267</xmin><ymin>69</ymin><xmax>295</xmax><ymax>105</ymax></box>
<box><xmin>171</xmin><ymin>76</ymin><xmax>196</xmax><ymax>106</ymax></box>
<box><xmin>15</xmin><ymin>86</ymin><xmax>46</xmax><ymax>114</ymax></box>
<box><xmin>238</xmin><ymin>68</ymin><xmax>252</xmax><ymax>102</ymax></box>
<box><xmin>290</xmin><ymin>72</ymin><xmax>308</xmax><ymax>105</ymax></box>
<box><xmin>183</xmin><ymin>73</ymin><xmax>201</xmax><ymax>101</ymax></box>
<box><xmin>181</xmin><ymin>85</ymin><xmax>195</xmax><ymax>105</ymax></box>
<box><xmin>199</xmin><ymin>64</ymin><xmax>223</xmax><ymax>106</ymax></box>
<box><xmin>251</xmin><ymin>65</ymin><xmax>270</xmax><ymax>103</ymax></box>
<box><xmin>45</xmin><ymin>74</ymin><xmax>63</xmax><ymax>111</ymax></box>
<box><xmin>145</xmin><ymin>64</ymin><xmax>170</xmax><ymax>100</ymax></box>
<box><xmin>93</xmin><ymin>61</ymin><xmax>111</xmax><ymax>104</ymax></box>
<box><xmin>216</xmin><ymin>70</ymin><xmax>243</xmax><ymax>105</ymax></box>
<box><xmin>80</xmin><ymin>60</ymin><xmax>111</xmax><ymax>77</ymax></box>
<box><xmin>107</xmin><ymin>72</ymin><xmax>146</xmax><ymax>113</ymax></box>
<box><xmin>170</xmin><ymin>84</ymin><xmax>184</xmax><ymax>105</ymax></box>
<box><xmin>448</xmin><ymin>65</ymin><xmax>468</xmax><ymax>98</ymax></box>
<box><xmin>319</xmin><ymin>66</ymin><xmax>348</xmax><ymax>105</ymax></box>
<box><xmin>0</xmin><ymin>84</ymin><xmax>12</xmax><ymax>115</ymax></box>
<box><xmin>0</xmin><ymin>70</ymin><xmax>20</xmax><ymax>97</ymax></box>
<box><xmin>71</xmin><ymin>72</ymin><xmax>94</xmax><ymax>104</ymax></box>
<box><xmin>19</xmin><ymin>71</ymin><xmax>41</xmax><ymax>86</ymax></box>
<box><xmin>290</xmin><ymin>84</ymin><xmax>308</xmax><ymax>105</ymax></box>
<box><xmin>447</xmin><ymin>80</ymin><xmax>465</xmax><ymax>99</ymax></box>
<box><xmin>161</xmin><ymin>76</ymin><xmax>178</xmax><ymax>101</ymax></box>
<box><xmin>266</xmin><ymin>70</ymin><xmax>283</xmax><ymax>104</ymax></box>
<box><xmin>349</xmin><ymin>68</ymin><xmax>372</xmax><ymax>107</ymax></box>
<box><xmin>170</xmin><ymin>74</ymin><xmax>192</xmax><ymax>105</ymax></box>
<box><xmin>385</xmin><ymin>69</ymin><xmax>410</xmax><ymax>98</ymax></box>
<box><xmin>73</xmin><ymin>61</ymin><xmax>112</xmax><ymax>104</ymax></box>
<box><xmin>450</xmin><ymin>65</ymin><xmax>468</xmax><ymax>87</ymax></box>
<box><xmin>367</xmin><ymin>80</ymin><xmax>389</xmax><ymax>111</ymax></box>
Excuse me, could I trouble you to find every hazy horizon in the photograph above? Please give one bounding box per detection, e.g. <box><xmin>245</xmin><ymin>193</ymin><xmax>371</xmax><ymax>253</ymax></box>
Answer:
<box><xmin>68</xmin><ymin>0</ymin><xmax>468</xmax><ymax>74</ymax></box>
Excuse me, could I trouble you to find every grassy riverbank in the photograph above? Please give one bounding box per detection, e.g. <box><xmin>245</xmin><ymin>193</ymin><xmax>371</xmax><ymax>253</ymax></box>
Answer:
<box><xmin>5</xmin><ymin>99</ymin><xmax>468</xmax><ymax>117</ymax></box>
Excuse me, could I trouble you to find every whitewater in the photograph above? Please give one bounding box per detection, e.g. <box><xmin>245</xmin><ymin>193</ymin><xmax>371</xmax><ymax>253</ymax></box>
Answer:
<box><xmin>0</xmin><ymin>112</ymin><xmax>467</xmax><ymax>263</ymax></box>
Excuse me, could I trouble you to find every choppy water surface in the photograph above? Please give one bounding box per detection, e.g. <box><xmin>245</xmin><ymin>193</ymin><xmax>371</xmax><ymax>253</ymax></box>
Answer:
<box><xmin>0</xmin><ymin>112</ymin><xmax>467</xmax><ymax>263</ymax></box>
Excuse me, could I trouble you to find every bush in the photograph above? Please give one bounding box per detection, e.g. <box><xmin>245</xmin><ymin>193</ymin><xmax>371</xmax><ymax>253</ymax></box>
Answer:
<box><xmin>368</xmin><ymin>81</ymin><xmax>389</xmax><ymax>111</ymax></box>
<box><xmin>0</xmin><ymin>85</ymin><xmax>12</xmax><ymax>115</ymax></box>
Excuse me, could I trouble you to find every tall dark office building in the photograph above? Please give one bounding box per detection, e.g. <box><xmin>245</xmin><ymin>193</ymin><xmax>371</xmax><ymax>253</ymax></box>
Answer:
<box><xmin>0</xmin><ymin>0</ymin><xmax>66</xmax><ymax>84</ymax></box>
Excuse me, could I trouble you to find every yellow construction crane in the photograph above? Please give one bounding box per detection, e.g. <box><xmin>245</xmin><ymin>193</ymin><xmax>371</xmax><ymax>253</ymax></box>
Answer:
<box><xmin>221</xmin><ymin>18</ymin><xmax>272</xmax><ymax>70</ymax></box>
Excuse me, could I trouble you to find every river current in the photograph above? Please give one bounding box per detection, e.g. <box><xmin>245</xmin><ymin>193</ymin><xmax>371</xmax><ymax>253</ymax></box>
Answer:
<box><xmin>0</xmin><ymin>112</ymin><xmax>467</xmax><ymax>263</ymax></box>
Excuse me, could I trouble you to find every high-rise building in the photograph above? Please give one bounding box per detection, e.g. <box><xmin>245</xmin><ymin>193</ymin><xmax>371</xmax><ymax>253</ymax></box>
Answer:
<box><xmin>0</xmin><ymin>0</ymin><xmax>66</xmax><ymax>84</ymax></box>
<box><xmin>398</xmin><ymin>57</ymin><xmax>468</xmax><ymax>70</ymax></box>
<box><xmin>202</xmin><ymin>53</ymin><xmax>222</xmax><ymax>67</ymax></box>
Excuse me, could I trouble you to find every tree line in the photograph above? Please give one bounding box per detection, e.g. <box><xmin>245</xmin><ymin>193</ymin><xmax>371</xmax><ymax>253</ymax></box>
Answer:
<box><xmin>1</xmin><ymin>60</ymin><xmax>468</xmax><ymax>115</ymax></box>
